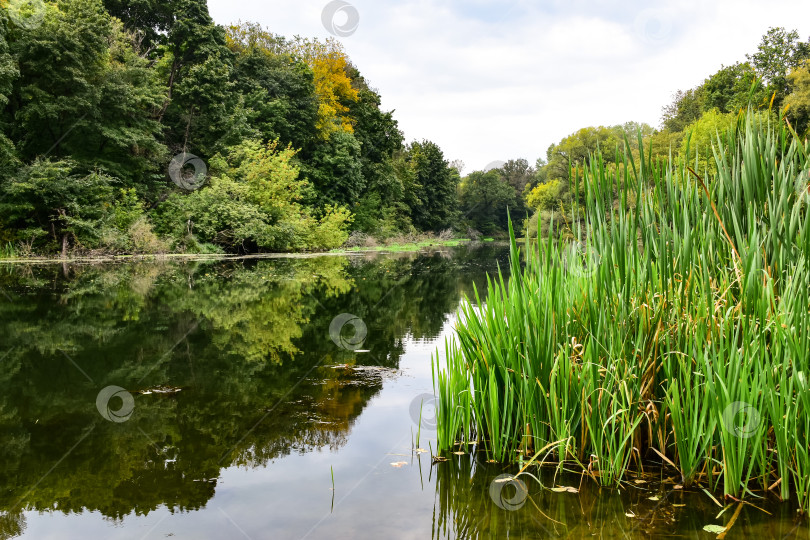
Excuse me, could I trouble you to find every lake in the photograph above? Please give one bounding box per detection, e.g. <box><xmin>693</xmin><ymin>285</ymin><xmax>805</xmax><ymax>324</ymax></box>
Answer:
<box><xmin>0</xmin><ymin>244</ymin><xmax>807</xmax><ymax>539</ymax></box>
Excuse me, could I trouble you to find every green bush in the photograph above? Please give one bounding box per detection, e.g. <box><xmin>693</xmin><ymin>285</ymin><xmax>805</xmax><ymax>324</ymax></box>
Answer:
<box><xmin>153</xmin><ymin>140</ymin><xmax>353</xmax><ymax>252</ymax></box>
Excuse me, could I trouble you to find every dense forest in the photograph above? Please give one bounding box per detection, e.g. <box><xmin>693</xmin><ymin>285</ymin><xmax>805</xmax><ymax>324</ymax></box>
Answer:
<box><xmin>0</xmin><ymin>1</ymin><xmax>809</xmax><ymax>256</ymax></box>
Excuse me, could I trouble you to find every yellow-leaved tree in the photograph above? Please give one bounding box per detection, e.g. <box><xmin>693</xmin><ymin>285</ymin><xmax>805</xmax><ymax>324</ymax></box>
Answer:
<box><xmin>291</xmin><ymin>38</ymin><xmax>359</xmax><ymax>138</ymax></box>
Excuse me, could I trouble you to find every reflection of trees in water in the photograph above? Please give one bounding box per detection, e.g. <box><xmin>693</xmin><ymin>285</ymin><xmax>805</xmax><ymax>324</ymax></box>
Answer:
<box><xmin>0</xmin><ymin>245</ymin><xmax>508</xmax><ymax>529</ymax></box>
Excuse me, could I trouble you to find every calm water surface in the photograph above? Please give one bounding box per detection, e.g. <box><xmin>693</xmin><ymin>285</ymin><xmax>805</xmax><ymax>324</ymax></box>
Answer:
<box><xmin>0</xmin><ymin>244</ymin><xmax>808</xmax><ymax>539</ymax></box>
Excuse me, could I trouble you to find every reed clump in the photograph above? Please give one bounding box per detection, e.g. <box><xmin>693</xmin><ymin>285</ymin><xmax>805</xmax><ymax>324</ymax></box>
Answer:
<box><xmin>433</xmin><ymin>110</ymin><xmax>810</xmax><ymax>510</ymax></box>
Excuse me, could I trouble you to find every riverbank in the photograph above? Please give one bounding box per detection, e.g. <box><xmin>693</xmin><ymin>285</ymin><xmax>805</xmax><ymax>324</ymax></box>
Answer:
<box><xmin>0</xmin><ymin>237</ymin><xmax>500</xmax><ymax>264</ymax></box>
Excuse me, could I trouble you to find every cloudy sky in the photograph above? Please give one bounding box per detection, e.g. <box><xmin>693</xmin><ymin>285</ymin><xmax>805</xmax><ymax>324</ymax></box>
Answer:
<box><xmin>207</xmin><ymin>0</ymin><xmax>810</xmax><ymax>173</ymax></box>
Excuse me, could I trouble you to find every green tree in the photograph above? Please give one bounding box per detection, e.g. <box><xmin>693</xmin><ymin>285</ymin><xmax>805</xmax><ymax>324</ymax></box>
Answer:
<box><xmin>459</xmin><ymin>170</ymin><xmax>516</xmax><ymax>233</ymax></box>
<box><xmin>747</xmin><ymin>27</ymin><xmax>810</xmax><ymax>107</ymax></box>
<box><xmin>703</xmin><ymin>62</ymin><xmax>766</xmax><ymax>112</ymax></box>
<box><xmin>662</xmin><ymin>87</ymin><xmax>706</xmax><ymax>132</ymax></box>
<box><xmin>0</xmin><ymin>10</ymin><xmax>19</xmax><ymax>174</ymax></box>
<box><xmin>406</xmin><ymin>140</ymin><xmax>458</xmax><ymax>231</ymax></box>
<box><xmin>303</xmin><ymin>130</ymin><xmax>364</xmax><ymax>208</ymax></box>
<box><xmin>153</xmin><ymin>140</ymin><xmax>351</xmax><ymax>252</ymax></box>
<box><xmin>4</xmin><ymin>0</ymin><xmax>166</xmax><ymax>186</ymax></box>
<box><xmin>786</xmin><ymin>60</ymin><xmax>810</xmax><ymax>136</ymax></box>
<box><xmin>0</xmin><ymin>159</ymin><xmax>115</xmax><ymax>255</ymax></box>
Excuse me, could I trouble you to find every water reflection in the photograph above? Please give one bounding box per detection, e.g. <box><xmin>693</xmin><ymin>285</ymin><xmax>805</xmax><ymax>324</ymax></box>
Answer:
<box><xmin>432</xmin><ymin>457</ymin><xmax>810</xmax><ymax>539</ymax></box>
<box><xmin>0</xmin><ymin>244</ymin><xmax>507</xmax><ymax>538</ymax></box>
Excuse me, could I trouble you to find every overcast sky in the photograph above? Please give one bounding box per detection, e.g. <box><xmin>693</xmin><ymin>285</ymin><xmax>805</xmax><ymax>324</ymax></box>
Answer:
<box><xmin>207</xmin><ymin>0</ymin><xmax>810</xmax><ymax>173</ymax></box>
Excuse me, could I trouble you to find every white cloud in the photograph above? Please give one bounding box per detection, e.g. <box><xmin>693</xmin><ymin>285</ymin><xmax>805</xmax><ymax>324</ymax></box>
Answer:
<box><xmin>208</xmin><ymin>0</ymin><xmax>810</xmax><ymax>170</ymax></box>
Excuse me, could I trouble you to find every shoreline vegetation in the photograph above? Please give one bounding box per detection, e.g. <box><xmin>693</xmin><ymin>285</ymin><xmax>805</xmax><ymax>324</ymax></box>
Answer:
<box><xmin>433</xmin><ymin>111</ymin><xmax>810</xmax><ymax>514</ymax></box>
<box><xmin>0</xmin><ymin>235</ymin><xmax>502</xmax><ymax>264</ymax></box>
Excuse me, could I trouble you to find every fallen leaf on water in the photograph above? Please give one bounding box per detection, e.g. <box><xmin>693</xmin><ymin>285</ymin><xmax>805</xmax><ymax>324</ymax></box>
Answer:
<box><xmin>390</xmin><ymin>462</ymin><xmax>408</xmax><ymax>468</ymax></box>
<box><xmin>432</xmin><ymin>456</ymin><xmax>448</xmax><ymax>463</ymax></box>
<box><xmin>551</xmin><ymin>486</ymin><xmax>579</xmax><ymax>493</ymax></box>
<box><xmin>415</xmin><ymin>448</ymin><xmax>428</xmax><ymax>453</ymax></box>
<box><xmin>673</xmin><ymin>504</ymin><xmax>686</xmax><ymax>508</ymax></box>
<box><xmin>703</xmin><ymin>524</ymin><xmax>726</xmax><ymax>534</ymax></box>
<box><xmin>625</xmin><ymin>511</ymin><xmax>636</xmax><ymax>518</ymax></box>
<box><xmin>453</xmin><ymin>451</ymin><xmax>466</xmax><ymax>455</ymax></box>
<box><xmin>674</xmin><ymin>485</ymin><xmax>683</xmax><ymax>490</ymax></box>
<box><xmin>634</xmin><ymin>480</ymin><xmax>647</xmax><ymax>485</ymax></box>
<box><xmin>648</xmin><ymin>496</ymin><xmax>660</xmax><ymax>502</ymax></box>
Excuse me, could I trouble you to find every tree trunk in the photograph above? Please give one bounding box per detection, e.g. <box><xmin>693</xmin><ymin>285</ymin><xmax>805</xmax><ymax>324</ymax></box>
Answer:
<box><xmin>61</xmin><ymin>234</ymin><xmax>68</xmax><ymax>260</ymax></box>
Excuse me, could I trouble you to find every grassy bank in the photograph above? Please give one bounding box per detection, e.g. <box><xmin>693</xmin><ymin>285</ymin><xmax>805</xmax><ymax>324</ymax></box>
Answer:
<box><xmin>434</xmin><ymin>111</ymin><xmax>810</xmax><ymax>511</ymax></box>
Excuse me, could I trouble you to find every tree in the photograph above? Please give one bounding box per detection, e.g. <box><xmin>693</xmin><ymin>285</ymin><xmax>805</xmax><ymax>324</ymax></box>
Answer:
<box><xmin>152</xmin><ymin>140</ymin><xmax>352</xmax><ymax>252</ymax></box>
<box><xmin>102</xmin><ymin>0</ymin><xmax>174</xmax><ymax>54</ymax></box>
<box><xmin>4</xmin><ymin>0</ymin><xmax>166</xmax><ymax>186</ymax></box>
<box><xmin>406</xmin><ymin>140</ymin><xmax>458</xmax><ymax>231</ymax></box>
<box><xmin>0</xmin><ymin>10</ymin><xmax>19</xmax><ymax>174</ymax></box>
<box><xmin>303</xmin><ymin>130</ymin><xmax>364</xmax><ymax>208</ymax></box>
<box><xmin>226</xmin><ymin>23</ymin><xmax>319</xmax><ymax>152</ymax></box>
<box><xmin>0</xmin><ymin>160</ymin><xmax>115</xmax><ymax>255</ymax></box>
<box><xmin>662</xmin><ymin>88</ymin><xmax>706</xmax><ymax>132</ymax></box>
<box><xmin>545</xmin><ymin>126</ymin><xmax>621</xmax><ymax>183</ymax></box>
<box><xmin>747</xmin><ymin>27</ymin><xmax>810</xmax><ymax>107</ymax></box>
<box><xmin>459</xmin><ymin>170</ymin><xmax>516</xmax><ymax>233</ymax></box>
<box><xmin>290</xmin><ymin>38</ymin><xmax>358</xmax><ymax>140</ymax></box>
<box><xmin>703</xmin><ymin>62</ymin><xmax>766</xmax><ymax>112</ymax></box>
<box><xmin>786</xmin><ymin>60</ymin><xmax>810</xmax><ymax>136</ymax></box>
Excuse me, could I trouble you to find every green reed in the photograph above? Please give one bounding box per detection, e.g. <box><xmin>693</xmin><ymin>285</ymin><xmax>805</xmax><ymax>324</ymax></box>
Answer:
<box><xmin>434</xmin><ymin>110</ymin><xmax>810</xmax><ymax>511</ymax></box>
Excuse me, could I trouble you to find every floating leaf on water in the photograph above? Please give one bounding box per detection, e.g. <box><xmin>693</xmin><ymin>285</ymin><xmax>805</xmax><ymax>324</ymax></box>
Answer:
<box><xmin>634</xmin><ymin>479</ymin><xmax>647</xmax><ymax>484</ymax></box>
<box><xmin>551</xmin><ymin>486</ymin><xmax>579</xmax><ymax>493</ymax></box>
<box><xmin>648</xmin><ymin>496</ymin><xmax>660</xmax><ymax>501</ymax></box>
<box><xmin>390</xmin><ymin>461</ymin><xmax>408</xmax><ymax>468</ymax></box>
<box><xmin>453</xmin><ymin>451</ymin><xmax>466</xmax><ymax>455</ymax></box>
<box><xmin>703</xmin><ymin>524</ymin><xmax>727</xmax><ymax>534</ymax></box>
<box><xmin>432</xmin><ymin>456</ymin><xmax>448</xmax><ymax>463</ymax></box>
<box><xmin>674</xmin><ymin>485</ymin><xmax>683</xmax><ymax>490</ymax></box>
<box><xmin>625</xmin><ymin>511</ymin><xmax>636</xmax><ymax>518</ymax></box>
<box><xmin>673</xmin><ymin>504</ymin><xmax>686</xmax><ymax>508</ymax></box>
<box><xmin>493</xmin><ymin>477</ymin><xmax>514</xmax><ymax>484</ymax></box>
